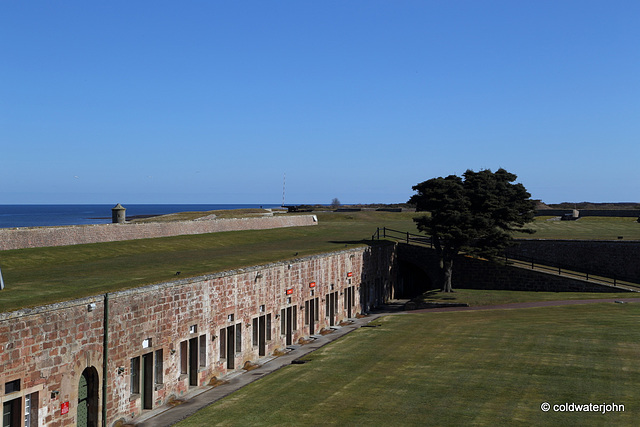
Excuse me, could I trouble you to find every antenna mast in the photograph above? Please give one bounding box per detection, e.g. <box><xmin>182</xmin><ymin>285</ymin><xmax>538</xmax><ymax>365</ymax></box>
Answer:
<box><xmin>282</xmin><ymin>173</ymin><xmax>286</xmax><ymax>207</ymax></box>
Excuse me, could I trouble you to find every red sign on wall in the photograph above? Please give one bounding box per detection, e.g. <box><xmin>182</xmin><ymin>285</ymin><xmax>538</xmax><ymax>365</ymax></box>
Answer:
<box><xmin>286</xmin><ymin>288</ymin><xmax>294</xmax><ymax>295</ymax></box>
<box><xmin>61</xmin><ymin>401</ymin><xmax>69</xmax><ymax>415</ymax></box>
<box><xmin>347</xmin><ymin>272</ymin><xmax>353</xmax><ymax>277</ymax></box>
<box><xmin>309</xmin><ymin>282</ymin><xmax>316</xmax><ymax>288</ymax></box>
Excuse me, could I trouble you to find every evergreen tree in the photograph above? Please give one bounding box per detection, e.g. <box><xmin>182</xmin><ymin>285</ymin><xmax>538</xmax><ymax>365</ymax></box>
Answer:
<box><xmin>409</xmin><ymin>168</ymin><xmax>535</xmax><ymax>292</ymax></box>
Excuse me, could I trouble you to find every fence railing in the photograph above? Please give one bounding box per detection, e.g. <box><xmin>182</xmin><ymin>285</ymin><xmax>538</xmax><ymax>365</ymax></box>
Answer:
<box><xmin>371</xmin><ymin>227</ymin><xmax>433</xmax><ymax>247</ymax></box>
<box><xmin>502</xmin><ymin>254</ymin><xmax>640</xmax><ymax>289</ymax></box>
<box><xmin>371</xmin><ymin>227</ymin><xmax>640</xmax><ymax>290</ymax></box>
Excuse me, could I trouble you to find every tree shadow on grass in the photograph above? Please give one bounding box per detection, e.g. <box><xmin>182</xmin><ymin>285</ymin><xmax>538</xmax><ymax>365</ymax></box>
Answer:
<box><xmin>418</xmin><ymin>289</ymin><xmax>456</xmax><ymax>301</ymax></box>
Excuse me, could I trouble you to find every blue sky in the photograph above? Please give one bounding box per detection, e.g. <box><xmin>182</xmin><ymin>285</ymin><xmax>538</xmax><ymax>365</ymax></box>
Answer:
<box><xmin>1</xmin><ymin>1</ymin><xmax>638</xmax><ymax>205</ymax></box>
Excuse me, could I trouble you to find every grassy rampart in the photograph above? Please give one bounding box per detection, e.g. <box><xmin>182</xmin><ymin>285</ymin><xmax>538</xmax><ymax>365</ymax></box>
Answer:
<box><xmin>1</xmin><ymin>211</ymin><xmax>639</xmax><ymax>313</ymax></box>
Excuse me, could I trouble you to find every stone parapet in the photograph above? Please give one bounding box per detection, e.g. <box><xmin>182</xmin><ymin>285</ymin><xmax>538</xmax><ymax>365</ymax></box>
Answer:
<box><xmin>0</xmin><ymin>215</ymin><xmax>317</xmax><ymax>251</ymax></box>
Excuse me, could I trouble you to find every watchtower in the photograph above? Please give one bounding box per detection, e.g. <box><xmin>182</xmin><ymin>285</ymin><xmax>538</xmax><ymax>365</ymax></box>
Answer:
<box><xmin>111</xmin><ymin>203</ymin><xmax>126</xmax><ymax>224</ymax></box>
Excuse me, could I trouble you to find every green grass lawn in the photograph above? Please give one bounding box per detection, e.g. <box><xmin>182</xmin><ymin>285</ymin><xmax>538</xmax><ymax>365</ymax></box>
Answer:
<box><xmin>177</xmin><ymin>303</ymin><xmax>639</xmax><ymax>426</ymax></box>
<box><xmin>2</xmin><ymin>212</ymin><xmax>639</xmax><ymax>313</ymax></box>
<box><xmin>527</xmin><ymin>216</ymin><xmax>640</xmax><ymax>240</ymax></box>
<box><xmin>0</xmin><ymin>211</ymin><xmax>417</xmax><ymax>312</ymax></box>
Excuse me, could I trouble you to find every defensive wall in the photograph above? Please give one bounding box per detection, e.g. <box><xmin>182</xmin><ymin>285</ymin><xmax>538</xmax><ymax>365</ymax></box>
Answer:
<box><xmin>0</xmin><ymin>244</ymin><xmax>396</xmax><ymax>427</ymax></box>
<box><xmin>3</xmin><ymin>231</ymin><xmax>637</xmax><ymax>426</ymax></box>
<box><xmin>506</xmin><ymin>239</ymin><xmax>640</xmax><ymax>283</ymax></box>
<box><xmin>0</xmin><ymin>215</ymin><xmax>317</xmax><ymax>251</ymax></box>
<box><xmin>535</xmin><ymin>209</ymin><xmax>640</xmax><ymax>218</ymax></box>
<box><xmin>398</xmin><ymin>243</ymin><xmax>633</xmax><ymax>293</ymax></box>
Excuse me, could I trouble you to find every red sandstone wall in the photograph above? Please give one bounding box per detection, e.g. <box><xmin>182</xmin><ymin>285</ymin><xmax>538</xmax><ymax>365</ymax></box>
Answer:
<box><xmin>0</xmin><ymin>297</ymin><xmax>105</xmax><ymax>427</ymax></box>
<box><xmin>0</xmin><ymin>215</ymin><xmax>317</xmax><ymax>251</ymax></box>
<box><xmin>0</xmin><ymin>245</ymin><xmax>395</xmax><ymax>426</ymax></box>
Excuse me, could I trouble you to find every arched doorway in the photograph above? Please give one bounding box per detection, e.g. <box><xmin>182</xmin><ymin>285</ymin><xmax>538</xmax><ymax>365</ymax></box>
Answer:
<box><xmin>78</xmin><ymin>366</ymin><xmax>99</xmax><ymax>427</ymax></box>
<box><xmin>397</xmin><ymin>260</ymin><xmax>434</xmax><ymax>298</ymax></box>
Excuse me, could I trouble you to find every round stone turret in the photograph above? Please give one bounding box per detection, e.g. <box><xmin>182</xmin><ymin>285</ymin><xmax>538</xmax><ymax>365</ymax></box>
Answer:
<box><xmin>111</xmin><ymin>203</ymin><xmax>126</xmax><ymax>224</ymax></box>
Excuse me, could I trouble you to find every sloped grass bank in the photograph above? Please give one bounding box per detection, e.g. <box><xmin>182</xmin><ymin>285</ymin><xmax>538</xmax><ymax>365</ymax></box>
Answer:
<box><xmin>0</xmin><ymin>212</ymin><xmax>417</xmax><ymax>312</ymax></box>
<box><xmin>177</xmin><ymin>303</ymin><xmax>639</xmax><ymax>426</ymax></box>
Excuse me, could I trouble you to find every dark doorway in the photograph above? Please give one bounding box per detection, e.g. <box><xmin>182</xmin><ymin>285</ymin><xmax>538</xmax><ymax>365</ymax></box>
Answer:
<box><xmin>258</xmin><ymin>315</ymin><xmax>266</xmax><ymax>356</ymax></box>
<box><xmin>189</xmin><ymin>338</ymin><xmax>198</xmax><ymax>386</ymax></box>
<box><xmin>308</xmin><ymin>299</ymin><xmax>315</xmax><ymax>335</ymax></box>
<box><xmin>345</xmin><ymin>286</ymin><xmax>354</xmax><ymax>318</ymax></box>
<box><xmin>285</xmin><ymin>307</ymin><xmax>293</xmax><ymax>345</ymax></box>
<box><xmin>224</xmin><ymin>325</ymin><xmax>235</xmax><ymax>369</ymax></box>
<box><xmin>397</xmin><ymin>260</ymin><xmax>433</xmax><ymax>298</ymax></box>
<box><xmin>305</xmin><ymin>298</ymin><xmax>319</xmax><ymax>335</ymax></box>
<box><xmin>78</xmin><ymin>366</ymin><xmax>99</xmax><ymax>427</ymax></box>
<box><xmin>326</xmin><ymin>292</ymin><xmax>338</xmax><ymax>326</ymax></box>
<box><xmin>280</xmin><ymin>306</ymin><xmax>297</xmax><ymax>345</ymax></box>
<box><xmin>2</xmin><ymin>398</ymin><xmax>21</xmax><ymax>427</ymax></box>
<box><xmin>142</xmin><ymin>352</ymin><xmax>154</xmax><ymax>409</ymax></box>
<box><xmin>253</xmin><ymin>314</ymin><xmax>268</xmax><ymax>356</ymax></box>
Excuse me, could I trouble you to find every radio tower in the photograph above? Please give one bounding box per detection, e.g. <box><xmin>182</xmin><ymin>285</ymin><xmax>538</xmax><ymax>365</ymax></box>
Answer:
<box><xmin>282</xmin><ymin>173</ymin><xmax>286</xmax><ymax>207</ymax></box>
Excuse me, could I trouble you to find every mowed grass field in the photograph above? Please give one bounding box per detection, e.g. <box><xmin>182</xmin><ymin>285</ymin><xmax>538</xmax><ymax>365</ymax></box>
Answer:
<box><xmin>528</xmin><ymin>216</ymin><xmax>640</xmax><ymax>240</ymax></box>
<box><xmin>0</xmin><ymin>211</ymin><xmax>417</xmax><ymax>312</ymax></box>
<box><xmin>177</xmin><ymin>303</ymin><xmax>640</xmax><ymax>426</ymax></box>
<box><xmin>1</xmin><ymin>212</ymin><xmax>639</xmax><ymax>313</ymax></box>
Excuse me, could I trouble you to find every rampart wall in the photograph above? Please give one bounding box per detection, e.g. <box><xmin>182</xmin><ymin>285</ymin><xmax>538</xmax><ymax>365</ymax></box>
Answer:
<box><xmin>0</xmin><ymin>215</ymin><xmax>317</xmax><ymax>251</ymax></box>
<box><xmin>506</xmin><ymin>239</ymin><xmax>640</xmax><ymax>283</ymax></box>
<box><xmin>0</xmin><ymin>244</ymin><xmax>396</xmax><ymax>426</ymax></box>
<box><xmin>398</xmin><ymin>243</ymin><xmax>632</xmax><ymax>293</ymax></box>
<box><xmin>535</xmin><ymin>209</ymin><xmax>640</xmax><ymax>217</ymax></box>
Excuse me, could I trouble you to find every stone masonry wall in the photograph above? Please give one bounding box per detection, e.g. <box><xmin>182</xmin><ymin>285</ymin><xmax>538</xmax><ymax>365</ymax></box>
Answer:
<box><xmin>0</xmin><ymin>244</ymin><xmax>396</xmax><ymax>426</ymax></box>
<box><xmin>399</xmin><ymin>244</ymin><xmax>631</xmax><ymax>293</ymax></box>
<box><xmin>454</xmin><ymin>255</ymin><xmax>632</xmax><ymax>292</ymax></box>
<box><xmin>0</xmin><ymin>296</ymin><xmax>105</xmax><ymax>427</ymax></box>
<box><xmin>535</xmin><ymin>209</ymin><xmax>640</xmax><ymax>217</ymax></box>
<box><xmin>0</xmin><ymin>215</ymin><xmax>317</xmax><ymax>251</ymax></box>
<box><xmin>506</xmin><ymin>239</ymin><xmax>640</xmax><ymax>283</ymax></box>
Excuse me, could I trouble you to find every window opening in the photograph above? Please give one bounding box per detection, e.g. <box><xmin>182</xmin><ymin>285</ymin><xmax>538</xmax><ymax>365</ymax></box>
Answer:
<box><xmin>155</xmin><ymin>349</ymin><xmax>164</xmax><ymax>384</ymax></box>
<box><xmin>180</xmin><ymin>341</ymin><xmax>188</xmax><ymax>375</ymax></box>
<box><xmin>130</xmin><ymin>357</ymin><xmax>141</xmax><ymax>395</ymax></box>
<box><xmin>235</xmin><ymin>323</ymin><xmax>242</xmax><ymax>353</ymax></box>
<box><xmin>199</xmin><ymin>335</ymin><xmax>207</xmax><ymax>367</ymax></box>
<box><xmin>4</xmin><ymin>379</ymin><xmax>20</xmax><ymax>394</ymax></box>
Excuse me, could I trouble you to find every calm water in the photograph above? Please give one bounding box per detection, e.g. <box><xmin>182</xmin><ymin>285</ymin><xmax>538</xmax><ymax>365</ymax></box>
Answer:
<box><xmin>0</xmin><ymin>204</ymin><xmax>281</xmax><ymax>228</ymax></box>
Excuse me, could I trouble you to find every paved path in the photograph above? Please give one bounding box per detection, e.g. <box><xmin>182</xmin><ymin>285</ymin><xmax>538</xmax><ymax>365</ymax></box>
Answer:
<box><xmin>134</xmin><ymin>297</ymin><xmax>639</xmax><ymax>426</ymax></box>
<box><xmin>135</xmin><ymin>301</ymin><xmax>407</xmax><ymax>427</ymax></box>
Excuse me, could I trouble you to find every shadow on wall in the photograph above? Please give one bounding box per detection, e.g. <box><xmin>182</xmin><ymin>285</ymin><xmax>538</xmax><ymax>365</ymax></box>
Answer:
<box><xmin>354</xmin><ymin>242</ymin><xmax>398</xmax><ymax>314</ymax></box>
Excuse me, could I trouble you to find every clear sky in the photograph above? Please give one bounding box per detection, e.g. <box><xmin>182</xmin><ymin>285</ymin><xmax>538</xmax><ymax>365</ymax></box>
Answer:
<box><xmin>1</xmin><ymin>1</ymin><xmax>638</xmax><ymax>205</ymax></box>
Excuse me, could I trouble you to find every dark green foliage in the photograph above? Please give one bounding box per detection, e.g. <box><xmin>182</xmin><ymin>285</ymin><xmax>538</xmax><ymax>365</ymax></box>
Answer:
<box><xmin>409</xmin><ymin>168</ymin><xmax>535</xmax><ymax>291</ymax></box>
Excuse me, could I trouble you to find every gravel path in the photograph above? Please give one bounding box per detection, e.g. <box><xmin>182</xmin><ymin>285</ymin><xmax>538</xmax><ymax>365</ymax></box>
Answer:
<box><xmin>412</xmin><ymin>297</ymin><xmax>640</xmax><ymax>313</ymax></box>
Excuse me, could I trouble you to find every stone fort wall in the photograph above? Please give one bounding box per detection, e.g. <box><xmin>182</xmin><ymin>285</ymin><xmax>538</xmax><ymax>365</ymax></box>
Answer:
<box><xmin>535</xmin><ymin>209</ymin><xmax>640</xmax><ymax>217</ymax></box>
<box><xmin>398</xmin><ymin>243</ymin><xmax>633</xmax><ymax>293</ymax></box>
<box><xmin>0</xmin><ymin>244</ymin><xmax>396</xmax><ymax>426</ymax></box>
<box><xmin>0</xmin><ymin>215</ymin><xmax>317</xmax><ymax>251</ymax></box>
<box><xmin>506</xmin><ymin>239</ymin><xmax>640</xmax><ymax>283</ymax></box>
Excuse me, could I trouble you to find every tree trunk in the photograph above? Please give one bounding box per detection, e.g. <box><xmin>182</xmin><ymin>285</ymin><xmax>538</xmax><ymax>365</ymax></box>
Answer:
<box><xmin>442</xmin><ymin>258</ymin><xmax>453</xmax><ymax>292</ymax></box>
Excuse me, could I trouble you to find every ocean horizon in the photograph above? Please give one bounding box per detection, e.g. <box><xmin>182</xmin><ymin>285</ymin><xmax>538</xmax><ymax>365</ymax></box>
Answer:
<box><xmin>0</xmin><ymin>204</ymin><xmax>282</xmax><ymax>229</ymax></box>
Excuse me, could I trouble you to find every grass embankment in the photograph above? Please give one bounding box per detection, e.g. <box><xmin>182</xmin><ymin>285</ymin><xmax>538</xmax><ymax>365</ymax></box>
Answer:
<box><xmin>177</xmin><ymin>303</ymin><xmax>639</xmax><ymax>426</ymax></box>
<box><xmin>131</xmin><ymin>208</ymin><xmax>275</xmax><ymax>222</ymax></box>
<box><xmin>2</xmin><ymin>212</ymin><xmax>639</xmax><ymax>313</ymax></box>
<box><xmin>0</xmin><ymin>211</ymin><xmax>417</xmax><ymax>313</ymax></box>
<box><xmin>527</xmin><ymin>217</ymin><xmax>640</xmax><ymax>240</ymax></box>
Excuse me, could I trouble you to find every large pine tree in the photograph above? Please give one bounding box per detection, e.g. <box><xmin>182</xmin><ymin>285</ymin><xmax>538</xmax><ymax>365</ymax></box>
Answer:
<box><xmin>409</xmin><ymin>168</ymin><xmax>536</xmax><ymax>292</ymax></box>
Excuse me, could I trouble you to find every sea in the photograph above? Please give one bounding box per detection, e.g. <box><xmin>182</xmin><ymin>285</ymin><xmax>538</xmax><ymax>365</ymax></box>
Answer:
<box><xmin>0</xmin><ymin>204</ymin><xmax>282</xmax><ymax>229</ymax></box>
